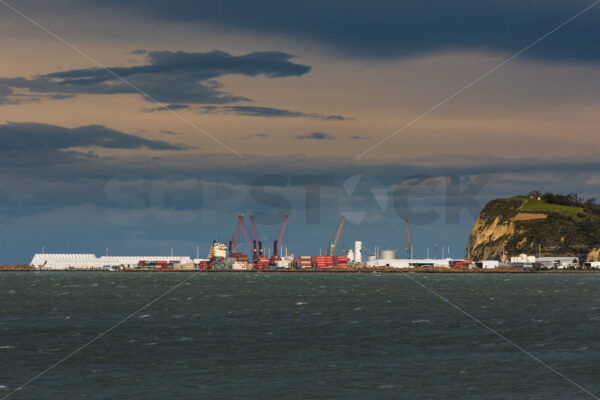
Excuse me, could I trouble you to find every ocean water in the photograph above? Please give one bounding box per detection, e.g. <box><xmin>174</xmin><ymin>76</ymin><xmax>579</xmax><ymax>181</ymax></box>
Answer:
<box><xmin>1</xmin><ymin>272</ymin><xmax>600</xmax><ymax>400</ymax></box>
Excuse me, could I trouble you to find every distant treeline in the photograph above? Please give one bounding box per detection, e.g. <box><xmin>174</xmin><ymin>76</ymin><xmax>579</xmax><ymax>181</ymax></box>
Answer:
<box><xmin>527</xmin><ymin>191</ymin><xmax>596</xmax><ymax>208</ymax></box>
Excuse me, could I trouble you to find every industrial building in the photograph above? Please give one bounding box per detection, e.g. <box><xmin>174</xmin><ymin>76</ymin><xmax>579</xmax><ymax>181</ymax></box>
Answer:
<box><xmin>476</xmin><ymin>260</ymin><xmax>501</xmax><ymax>269</ymax></box>
<box><xmin>510</xmin><ymin>254</ymin><xmax>579</xmax><ymax>269</ymax></box>
<box><xmin>366</xmin><ymin>256</ymin><xmax>455</xmax><ymax>268</ymax></box>
<box><xmin>30</xmin><ymin>254</ymin><xmax>193</xmax><ymax>270</ymax></box>
<box><xmin>536</xmin><ymin>256</ymin><xmax>579</xmax><ymax>269</ymax></box>
<box><xmin>584</xmin><ymin>261</ymin><xmax>600</xmax><ymax>269</ymax></box>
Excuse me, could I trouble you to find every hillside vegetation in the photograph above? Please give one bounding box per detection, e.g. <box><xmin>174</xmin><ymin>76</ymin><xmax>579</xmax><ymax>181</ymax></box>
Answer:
<box><xmin>467</xmin><ymin>192</ymin><xmax>600</xmax><ymax>262</ymax></box>
<box><xmin>521</xmin><ymin>198</ymin><xmax>585</xmax><ymax>220</ymax></box>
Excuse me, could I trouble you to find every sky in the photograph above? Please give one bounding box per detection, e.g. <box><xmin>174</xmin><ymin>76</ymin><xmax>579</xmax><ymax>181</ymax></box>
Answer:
<box><xmin>2</xmin><ymin>0</ymin><xmax>600</xmax><ymax>263</ymax></box>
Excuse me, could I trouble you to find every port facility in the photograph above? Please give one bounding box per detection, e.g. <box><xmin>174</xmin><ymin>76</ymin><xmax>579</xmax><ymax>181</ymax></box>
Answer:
<box><xmin>24</xmin><ymin>213</ymin><xmax>593</xmax><ymax>271</ymax></box>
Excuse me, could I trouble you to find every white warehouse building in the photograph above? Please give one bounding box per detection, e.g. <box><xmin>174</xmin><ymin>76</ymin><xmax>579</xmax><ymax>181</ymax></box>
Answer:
<box><xmin>30</xmin><ymin>254</ymin><xmax>192</xmax><ymax>270</ymax></box>
<box><xmin>366</xmin><ymin>257</ymin><xmax>456</xmax><ymax>268</ymax></box>
<box><xmin>510</xmin><ymin>254</ymin><xmax>578</xmax><ymax>268</ymax></box>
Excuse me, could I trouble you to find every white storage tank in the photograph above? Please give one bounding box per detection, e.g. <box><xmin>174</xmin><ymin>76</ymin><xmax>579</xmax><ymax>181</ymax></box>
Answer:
<box><xmin>354</xmin><ymin>241</ymin><xmax>362</xmax><ymax>264</ymax></box>
<box><xmin>380</xmin><ymin>250</ymin><xmax>398</xmax><ymax>259</ymax></box>
<box><xmin>367</xmin><ymin>255</ymin><xmax>376</xmax><ymax>262</ymax></box>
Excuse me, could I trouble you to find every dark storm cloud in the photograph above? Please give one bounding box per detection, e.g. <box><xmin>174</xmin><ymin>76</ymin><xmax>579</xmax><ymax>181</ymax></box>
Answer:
<box><xmin>197</xmin><ymin>105</ymin><xmax>352</xmax><ymax>120</ymax></box>
<box><xmin>1</xmin><ymin>122</ymin><xmax>600</xmax><ymax>234</ymax></box>
<box><xmin>0</xmin><ymin>50</ymin><xmax>310</xmax><ymax>106</ymax></box>
<box><xmin>5</xmin><ymin>122</ymin><xmax>600</xmax><ymax>187</ymax></box>
<box><xmin>0</xmin><ymin>122</ymin><xmax>187</xmax><ymax>166</ymax></box>
<box><xmin>4</xmin><ymin>145</ymin><xmax>600</xmax><ymax>217</ymax></box>
<box><xmin>0</xmin><ymin>122</ymin><xmax>185</xmax><ymax>151</ymax></box>
<box><xmin>295</xmin><ymin>132</ymin><xmax>335</xmax><ymax>140</ymax></box>
<box><xmin>91</xmin><ymin>0</ymin><xmax>600</xmax><ymax>62</ymax></box>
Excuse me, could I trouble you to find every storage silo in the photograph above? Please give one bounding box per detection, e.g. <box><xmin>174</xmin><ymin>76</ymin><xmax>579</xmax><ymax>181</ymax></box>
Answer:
<box><xmin>354</xmin><ymin>241</ymin><xmax>362</xmax><ymax>264</ymax></box>
<box><xmin>380</xmin><ymin>250</ymin><xmax>398</xmax><ymax>259</ymax></box>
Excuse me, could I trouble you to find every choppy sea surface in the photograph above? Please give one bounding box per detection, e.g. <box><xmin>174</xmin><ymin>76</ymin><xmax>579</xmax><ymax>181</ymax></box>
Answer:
<box><xmin>1</xmin><ymin>272</ymin><xmax>600</xmax><ymax>399</ymax></box>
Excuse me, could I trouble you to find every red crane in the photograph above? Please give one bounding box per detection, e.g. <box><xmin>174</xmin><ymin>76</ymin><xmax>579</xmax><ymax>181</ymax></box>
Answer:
<box><xmin>231</xmin><ymin>215</ymin><xmax>243</xmax><ymax>253</ymax></box>
<box><xmin>236</xmin><ymin>213</ymin><xmax>253</xmax><ymax>256</ymax></box>
<box><xmin>274</xmin><ymin>213</ymin><xmax>289</xmax><ymax>256</ymax></box>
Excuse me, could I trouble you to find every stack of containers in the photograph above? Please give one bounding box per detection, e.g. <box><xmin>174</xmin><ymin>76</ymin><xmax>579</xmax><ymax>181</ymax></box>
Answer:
<box><xmin>334</xmin><ymin>256</ymin><xmax>348</xmax><ymax>268</ymax></box>
<box><xmin>230</xmin><ymin>252</ymin><xmax>249</xmax><ymax>262</ymax></box>
<box><xmin>297</xmin><ymin>256</ymin><xmax>312</xmax><ymax>269</ymax></box>
<box><xmin>139</xmin><ymin>260</ymin><xmax>156</xmax><ymax>270</ymax></box>
<box><xmin>196</xmin><ymin>260</ymin><xmax>208</xmax><ymax>270</ymax></box>
<box><xmin>138</xmin><ymin>260</ymin><xmax>157</xmax><ymax>270</ymax></box>
<box><xmin>160</xmin><ymin>261</ymin><xmax>175</xmax><ymax>270</ymax></box>
<box><xmin>313</xmin><ymin>256</ymin><xmax>334</xmax><ymax>268</ymax></box>
<box><xmin>156</xmin><ymin>260</ymin><xmax>168</xmax><ymax>270</ymax></box>
<box><xmin>255</xmin><ymin>255</ymin><xmax>269</xmax><ymax>270</ymax></box>
<box><xmin>213</xmin><ymin>257</ymin><xmax>234</xmax><ymax>270</ymax></box>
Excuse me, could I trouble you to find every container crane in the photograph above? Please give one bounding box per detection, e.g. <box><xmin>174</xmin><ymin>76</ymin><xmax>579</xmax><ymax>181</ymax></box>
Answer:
<box><xmin>327</xmin><ymin>216</ymin><xmax>345</xmax><ymax>257</ymax></box>
<box><xmin>273</xmin><ymin>213</ymin><xmax>289</xmax><ymax>256</ymax></box>
<box><xmin>230</xmin><ymin>215</ymin><xmax>243</xmax><ymax>254</ymax></box>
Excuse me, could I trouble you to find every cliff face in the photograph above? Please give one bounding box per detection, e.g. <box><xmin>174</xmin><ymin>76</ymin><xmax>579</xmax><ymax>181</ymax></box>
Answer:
<box><xmin>466</xmin><ymin>195</ymin><xmax>600</xmax><ymax>261</ymax></box>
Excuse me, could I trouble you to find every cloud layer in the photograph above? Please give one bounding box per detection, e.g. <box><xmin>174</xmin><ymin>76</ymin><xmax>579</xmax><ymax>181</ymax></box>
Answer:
<box><xmin>295</xmin><ymin>132</ymin><xmax>334</xmax><ymax>140</ymax></box>
<box><xmin>91</xmin><ymin>0</ymin><xmax>600</xmax><ymax>62</ymax></box>
<box><xmin>197</xmin><ymin>105</ymin><xmax>351</xmax><ymax>120</ymax></box>
<box><xmin>0</xmin><ymin>50</ymin><xmax>310</xmax><ymax>106</ymax></box>
<box><xmin>0</xmin><ymin>122</ymin><xmax>186</xmax><ymax>166</ymax></box>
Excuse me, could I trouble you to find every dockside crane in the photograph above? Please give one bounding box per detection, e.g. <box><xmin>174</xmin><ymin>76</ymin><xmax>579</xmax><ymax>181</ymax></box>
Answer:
<box><xmin>236</xmin><ymin>214</ymin><xmax>253</xmax><ymax>257</ymax></box>
<box><xmin>273</xmin><ymin>213</ymin><xmax>289</xmax><ymax>256</ymax></box>
<box><xmin>327</xmin><ymin>216</ymin><xmax>345</xmax><ymax>257</ymax></box>
<box><xmin>230</xmin><ymin>214</ymin><xmax>243</xmax><ymax>254</ymax></box>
